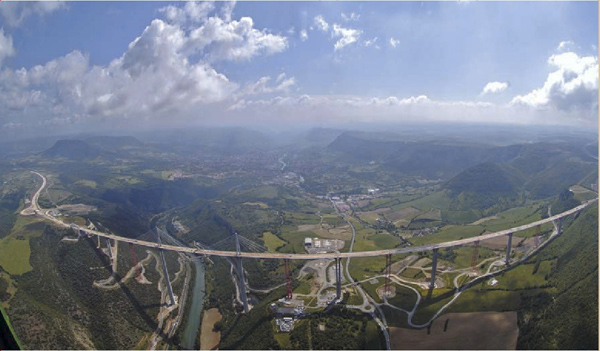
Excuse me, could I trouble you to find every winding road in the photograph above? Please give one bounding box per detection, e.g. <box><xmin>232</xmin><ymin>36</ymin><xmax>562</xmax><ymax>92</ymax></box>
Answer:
<box><xmin>24</xmin><ymin>171</ymin><xmax>597</xmax><ymax>261</ymax></box>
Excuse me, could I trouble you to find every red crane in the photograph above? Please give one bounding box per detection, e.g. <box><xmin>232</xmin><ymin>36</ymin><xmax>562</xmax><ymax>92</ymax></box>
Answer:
<box><xmin>285</xmin><ymin>259</ymin><xmax>293</xmax><ymax>299</ymax></box>
<box><xmin>384</xmin><ymin>254</ymin><xmax>392</xmax><ymax>297</ymax></box>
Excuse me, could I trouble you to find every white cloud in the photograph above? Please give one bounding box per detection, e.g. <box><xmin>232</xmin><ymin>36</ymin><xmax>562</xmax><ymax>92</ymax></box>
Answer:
<box><xmin>187</xmin><ymin>16</ymin><xmax>288</xmax><ymax>62</ymax></box>
<box><xmin>557</xmin><ymin>40</ymin><xmax>574</xmax><ymax>52</ymax></box>
<box><xmin>225</xmin><ymin>93</ymin><xmax>548</xmax><ymax>126</ymax></box>
<box><xmin>0</xmin><ymin>1</ymin><xmax>290</xmax><ymax>126</ymax></box>
<box><xmin>341</xmin><ymin>12</ymin><xmax>360</xmax><ymax>21</ymax></box>
<box><xmin>0</xmin><ymin>28</ymin><xmax>16</xmax><ymax>66</ymax></box>
<box><xmin>300</xmin><ymin>29</ymin><xmax>308</xmax><ymax>41</ymax></box>
<box><xmin>0</xmin><ymin>1</ymin><xmax>66</xmax><ymax>27</ymax></box>
<box><xmin>481</xmin><ymin>81</ymin><xmax>509</xmax><ymax>95</ymax></box>
<box><xmin>364</xmin><ymin>37</ymin><xmax>379</xmax><ymax>49</ymax></box>
<box><xmin>220</xmin><ymin>0</ymin><xmax>236</xmax><ymax>22</ymax></box>
<box><xmin>313</xmin><ymin>15</ymin><xmax>361</xmax><ymax>51</ymax></box>
<box><xmin>332</xmin><ymin>24</ymin><xmax>361</xmax><ymax>51</ymax></box>
<box><xmin>314</xmin><ymin>15</ymin><xmax>329</xmax><ymax>32</ymax></box>
<box><xmin>237</xmin><ymin>74</ymin><xmax>296</xmax><ymax>97</ymax></box>
<box><xmin>511</xmin><ymin>50</ymin><xmax>598</xmax><ymax>114</ymax></box>
<box><xmin>389</xmin><ymin>37</ymin><xmax>400</xmax><ymax>48</ymax></box>
<box><xmin>160</xmin><ymin>1</ymin><xmax>215</xmax><ymax>25</ymax></box>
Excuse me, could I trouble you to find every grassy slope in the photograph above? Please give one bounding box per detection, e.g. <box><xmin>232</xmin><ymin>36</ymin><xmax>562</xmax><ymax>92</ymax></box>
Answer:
<box><xmin>517</xmin><ymin>203</ymin><xmax>598</xmax><ymax>349</ymax></box>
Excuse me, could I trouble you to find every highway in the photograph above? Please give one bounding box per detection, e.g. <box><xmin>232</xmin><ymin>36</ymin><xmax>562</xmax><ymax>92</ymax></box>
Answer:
<box><xmin>25</xmin><ymin>171</ymin><xmax>597</xmax><ymax>261</ymax></box>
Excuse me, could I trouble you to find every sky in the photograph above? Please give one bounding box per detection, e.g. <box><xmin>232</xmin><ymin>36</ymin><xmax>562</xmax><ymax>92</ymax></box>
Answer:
<box><xmin>0</xmin><ymin>1</ymin><xmax>598</xmax><ymax>138</ymax></box>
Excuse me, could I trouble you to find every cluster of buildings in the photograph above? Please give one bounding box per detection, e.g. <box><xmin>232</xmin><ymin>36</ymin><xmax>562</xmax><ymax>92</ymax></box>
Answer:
<box><xmin>271</xmin><ymin>300</ymin><xmax>306</xmax><ymax>332</ymax></box>
<box><xmin>412</xmin><ymin>226</ymin><xmax>439</xmax><ymax>237</ymax></box>
<box><xmin>304</xmin><ymin>237</ymin><xmax>345</xmax><ymax>254</ymax></box>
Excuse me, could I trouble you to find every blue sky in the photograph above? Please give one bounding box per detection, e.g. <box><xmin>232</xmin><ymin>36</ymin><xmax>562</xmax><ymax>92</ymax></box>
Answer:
<box><xmin>0</xmin><ymin>1</ymin><xmax>598</xmax><ymax>136</ymax></box>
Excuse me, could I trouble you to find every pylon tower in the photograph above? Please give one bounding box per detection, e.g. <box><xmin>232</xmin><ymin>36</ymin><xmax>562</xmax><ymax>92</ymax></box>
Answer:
<box><xmin>285</xmin><ymin>259</ymin><xmax>293</xmax><ymax>299</ymax></box>
<box><xmin>471</xmin><ymin>240</ymin><xmax>480</xmax><ymax>272</ymax></box>
<box><xmin>384</xmin><ymin>254</ymin><xmax>392</xmax><ymax>296</ymax></box>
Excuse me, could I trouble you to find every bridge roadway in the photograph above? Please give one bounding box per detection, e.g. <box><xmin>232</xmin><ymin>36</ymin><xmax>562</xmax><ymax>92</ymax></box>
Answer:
<box><xmin>26</xmin><ymin>171</ymin><xmax>597</xmax><ymax>260</ymax></box>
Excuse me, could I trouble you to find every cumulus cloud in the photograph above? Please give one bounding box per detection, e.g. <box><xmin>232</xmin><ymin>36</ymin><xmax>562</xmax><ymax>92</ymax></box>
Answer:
<box><xmin>0</xmin><ymin>1</ymin><xmax>288</xmax><ymax>126</ymax></box>
<box><xmin>300</xmin><ymin>29</ymin><xmax>308</xmax><ymax>41</ymax></box>
<box><xmin>389</xmin><ymin>37</ymin><xmax>400</xmax><ymax>48</ymax></box>
<box><xmin>481</xmin><ymin>81</ymin><xmax>509</xmax><ymax>95</ymax></box>
<box><xmin>0</xmin><ymin>29</ymin><xmax>16</xmax><ymax>66</ymax></box>
<box><xmin>332</xmin><ymin>24</ymin><xmax>361</xmax><ymax>51</ymax></box>
<box><xmin>557</xmin><ymin>40</ymin><xmax>575</xmax><ymax>52</ymax></box>
<box><xmin>160</xmin><ymin>1</ymin><xmax>215</xmax><ymax>25</ymax></box>
<box><xmin>225</xmin><ymin>93</ymin><xmax>543</xmax><ymax>126</ymax></box>
<box><xmin>511</xmin><ymin>50</ymin><xmax>598</xmax><ymax>115</ymax></box>
<box><xmin>186</xmin><ymin>16</ymin><xmax>288</xmax><ymax>62</ymax></box>
<box><xmin>0</xmin><ymin>1</ymin><xmax>66</xmax><ymax>27</ymax></box>
<box><xmin>237</xmin><ymin>74</ymin><xmax>296</xmax><ymax>97</ymax></box>
<box><xmin>312</xmin><ymin>15</ymin><xmax>361</xmax><ymax>51</ymax></box>
<box><xmin>314</xmin><ymin>15</ymin><xmax>329</xmax><ymax>32</ymax></box>
<box><xmin>364</xmin><ymin>37</ymin><xmax>379</xmax><ymax>49</ymax></box>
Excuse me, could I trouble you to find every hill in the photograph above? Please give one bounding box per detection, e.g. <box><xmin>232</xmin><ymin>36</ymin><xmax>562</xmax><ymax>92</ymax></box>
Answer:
<box><xmin>443</xmin><ymin>162</ymin><xmax>523</xmax><ymax>211</ymax></box>
<box><xmin>517</xmin><ymin>203</ymin><xmax>598</xmax><ymax>349</ymax></box>
<box><xmin>41</xmin><ymin>140</ymin><xmax>105</xmax><ymax>160</ymax></box>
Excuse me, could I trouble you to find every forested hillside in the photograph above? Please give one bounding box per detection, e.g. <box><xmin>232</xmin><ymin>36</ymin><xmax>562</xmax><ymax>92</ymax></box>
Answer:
<box><xmin>517</xmin><ymin>203</ymin><xmax>598</xmax><ymax>349</ymax></box>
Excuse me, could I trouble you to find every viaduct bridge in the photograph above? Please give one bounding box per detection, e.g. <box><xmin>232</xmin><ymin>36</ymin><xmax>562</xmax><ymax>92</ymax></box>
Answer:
<box><xmin>23</xmin><ymin>171</ymin><xmax>598</xmax><ymax>313</ymax></box>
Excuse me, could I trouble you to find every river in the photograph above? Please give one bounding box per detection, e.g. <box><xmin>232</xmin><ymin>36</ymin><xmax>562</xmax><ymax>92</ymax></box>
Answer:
<box><xmin>181</xmin><ymin>258</ymin><xmax>206</xmax><ymax>349</ymax></box>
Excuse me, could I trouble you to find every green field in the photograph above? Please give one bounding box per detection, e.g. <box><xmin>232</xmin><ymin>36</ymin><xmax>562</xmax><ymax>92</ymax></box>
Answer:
<box><xmin>262</xmin><ymin>231</ymin><xmax>287</xmax><ymax>252</ymax></box>
<box><xmin>361</xmin><ymin>278</ymin><xmax>383</xmax><ymax>303</ymax></box>
<box><xmin>348</xmin><ymin>256</ymin><xmax>387</xmax><ymax>281</ymax></box>
<box><xmin>278</xmin><ymin>227</ymin><xmax>313</xmax><ymax>254</ymax></box>
<box><xmin>410</xmin><ymin>224</ymin><xmax>484</xmax><ymax>246</ymax></box>
<box><xmin>0</xmin><ymin>237</ymin><xmax>32</xmax><ymax>275</ymax></box>
<box><xmin>493</xmin><ymin>261</ymin><xmax>553</xmax><ymax>290</ymax></box>
<box><xmin>481</xmin><ymin>205</ymin><xmax>542</xmax><ymax>232</ymax></box>
<box><xmin>74</xmin><ymin>179</ymin><xmax>98</xmax><ymax>188</ymax></box>
<box><xmin>386</xmin><ymin>285</ymin><xmax>419</xmax><ymax>311</ymax></box>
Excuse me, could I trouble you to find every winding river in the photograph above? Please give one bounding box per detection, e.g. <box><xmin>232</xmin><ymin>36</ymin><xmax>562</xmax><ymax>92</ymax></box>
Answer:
<box><xmin>181</xmin><ymin>258</ymin><xmax>206</xmax><ymax>349</ymax></box>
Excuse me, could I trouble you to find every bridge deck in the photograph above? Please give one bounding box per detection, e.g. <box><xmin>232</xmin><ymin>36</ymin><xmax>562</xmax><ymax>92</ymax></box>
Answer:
<box><xmin>27</xmin><ymin>171</ymin><xmax>597</xmax><ymax>260</ymax></box>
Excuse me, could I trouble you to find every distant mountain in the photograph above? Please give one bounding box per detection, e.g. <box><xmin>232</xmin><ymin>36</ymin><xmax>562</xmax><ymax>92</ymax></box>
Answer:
<box><xmin>86</xmin><ymin>136</ymin><xmax>144</xmax><ymax>151</ymax></box>
<box><xmin>327</xmin><ymin>131</ymin><xmax>403</xmax><ymax>161</ymax></box>
<box><xmin>444</xmin><ymin>162</ymin><xmax>521</xmax><ymax>195</ymax></box>
<box><xmin>326</xmin><ymin>131</ymin><xmax>597</xmax><ymax>191</ymax></box>
<box><xmin>442</xmin><ymin>162</ymin><xmax>524</xmax><ymax>210</ymax></box>
<box><xmin>41</xmin><ymin>140</ymin><xmax>105</xmax><ymax>160</ymax></box>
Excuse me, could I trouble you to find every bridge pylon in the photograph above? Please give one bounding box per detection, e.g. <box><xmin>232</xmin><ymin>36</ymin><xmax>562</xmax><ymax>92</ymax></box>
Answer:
<box><xmin>429</xmin><ymin>248</ymin><xmax>438</xmax><ymax>290</ymax></box>
<box><xmin>384</xmin><ymin>254</ymin><xmax>392</xmax><ymax>297</ymax></box>
<box><xmin>505</xmin><ymin>233</ymin><xmax>513</xmax><ymax>266</ymax></box>
<box><xmin>471</xmin><ymin>241</ymin><xmax>479</xmax><ymax>272</ymax></box>
<box><xmin>159</xmin><ymin>249</ymin><xmax>177</xmax><ymax>307</ymax></box>
<box><xmin>285</xmin><ymin>259</ymin><xmax>293</xmax><ymax>299</ymax></box>
<box><xmin>234</xmin><ymin>256</ymin><xmax>249</xmax><ymax>313</ymax></box>
<box><xmin>335</xmin><ymin>258</ymin><xmax>342</xmax><ymax>301</ymax></box>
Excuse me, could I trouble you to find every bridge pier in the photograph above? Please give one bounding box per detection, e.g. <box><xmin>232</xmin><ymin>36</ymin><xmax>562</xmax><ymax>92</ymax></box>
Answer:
<box><xmin>105</xmin><ymin>238</ymin><xmax>113</xmax><ymax>259</ymax></box>
<box><xmin>335</xmin><ymin>258</ymin><xmax>342</xmax><ymax>301</ymax></box>
<box><xmin>234</xmin><ymin>257</ymin><xmax>249</xmax><ymax>313</ymax></box>
<box><xmin>284</xmin><ymin>259</ymin><xmax>293</xmax><ymax>299</ymax></box>
<box><xmin>429</xmin><ymin>248</ymin><xmax>438</xmax><ymax>290</ymax></box>
<box><xmin>233</xmin><ymin>233</ymin><xmax>249</xmax><ymax>313</ymax></box>
<box><xmin>505</xmin><ymin>233</ymin><xmax>513</xmax><ymax>266</ymax></box>
<box><xmin>159</xmin><ymin>249</ymin><xmax>176</xmax><ymax>306</ymax></box>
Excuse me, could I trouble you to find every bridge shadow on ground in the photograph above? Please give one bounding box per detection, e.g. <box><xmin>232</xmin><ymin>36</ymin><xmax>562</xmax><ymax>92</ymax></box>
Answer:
<box><xmin>85</xmin><ymin>238</ymin><xmax>172</xmax><ymax>346</ymax></box>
